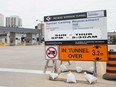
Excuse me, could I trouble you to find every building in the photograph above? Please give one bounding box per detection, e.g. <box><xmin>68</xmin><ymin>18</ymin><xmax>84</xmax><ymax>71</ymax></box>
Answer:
<box><xmin>108</xmin><ymin>31</ymin><xmax>116</xmax><ymax>44</ymax></box>
<box><xmin>0</xmin><ymin>14</ymin><xmax>4</xmax><ymax>26</ymax></box>
<box><xmin>6</xmin><ymin>16</ymin><xmax>22</xmax><ymax>28</ymax></box>
<box><xmin>0</xmin><ymin>27</ymin><xmax>41</xmax><ymax>46</ymax></box>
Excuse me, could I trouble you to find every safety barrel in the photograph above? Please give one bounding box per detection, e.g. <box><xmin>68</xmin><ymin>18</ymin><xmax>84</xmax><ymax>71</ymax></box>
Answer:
<box><xmin>103</xmin><ymin>50</ymin><xmax>116</xmax><ymax>80</ymax></box>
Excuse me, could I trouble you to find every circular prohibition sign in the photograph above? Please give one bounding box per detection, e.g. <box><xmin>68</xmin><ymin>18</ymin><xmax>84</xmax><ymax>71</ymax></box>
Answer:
<box><xmin>46</xmin><ymin>46</ymin><xmax>57</xmax><ymax>59</ymax></box>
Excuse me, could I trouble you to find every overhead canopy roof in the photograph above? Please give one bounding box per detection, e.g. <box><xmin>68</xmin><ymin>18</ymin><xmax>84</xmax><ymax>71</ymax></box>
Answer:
<box><xmin>0</xmin><ymin>27</ymin><xmax>40</xmax><ymax>33</ymax></box>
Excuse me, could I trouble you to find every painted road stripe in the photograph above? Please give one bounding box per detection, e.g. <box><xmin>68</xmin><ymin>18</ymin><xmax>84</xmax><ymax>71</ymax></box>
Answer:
<box><xmin>0</xmin><ymin>68</ymin><xmax>51</xmax><ymax>74</ymax></box>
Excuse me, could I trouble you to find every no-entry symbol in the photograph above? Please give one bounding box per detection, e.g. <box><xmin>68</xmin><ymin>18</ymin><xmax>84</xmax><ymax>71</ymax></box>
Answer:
<box><xmin>46</xmin><ymin>46</ymin><xmax>58</xmax><ymax>60</ymax></box>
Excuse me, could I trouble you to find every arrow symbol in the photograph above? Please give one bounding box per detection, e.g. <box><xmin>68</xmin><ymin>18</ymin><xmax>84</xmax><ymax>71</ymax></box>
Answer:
<box><xmin>94</xmin><ymin>45</ymin><xmax>101</xmax><ymax>49</ymax></box>
<box><xmin>94</xmin><ymin>57</ymin><xmax>101</xmax><ymax>61</ymax></box>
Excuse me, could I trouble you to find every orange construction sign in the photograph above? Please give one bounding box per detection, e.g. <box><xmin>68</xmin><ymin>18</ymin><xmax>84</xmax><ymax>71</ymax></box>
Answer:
<box><xmin>59</xmin><ymin>44</ymin><xmax>108</xmax><ymax>61</ymax></box>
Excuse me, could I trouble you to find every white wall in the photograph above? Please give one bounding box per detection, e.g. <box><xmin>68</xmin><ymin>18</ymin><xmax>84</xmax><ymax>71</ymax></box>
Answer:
<box><xmin>0</xmin><ymin>14</ymin><xmax>4</xmax><ymax>26</ymax></box>
<box><xmin>15</xmin><ymin>33</ymin><xmax>22</xmax><ymax>45</ymax></box>
<box><xmin>32</xmin><ymin>33</ymin><xmax>37</xmax><ymax>45</ymax></box>
<box><xmin>7</xmin><ymin>32</ymin><xmax>10</xmax><ymax>45</ymax></box>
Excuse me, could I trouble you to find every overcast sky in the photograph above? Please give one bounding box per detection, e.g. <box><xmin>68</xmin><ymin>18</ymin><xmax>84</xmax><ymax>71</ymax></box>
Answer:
<box><xmin>0</xmin><ymin>0</ymin><xmax>116</xmax><ymax>32</ymax></box>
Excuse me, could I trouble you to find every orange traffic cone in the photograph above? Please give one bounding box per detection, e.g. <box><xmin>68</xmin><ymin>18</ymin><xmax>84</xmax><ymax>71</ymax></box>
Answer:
<box><xmin>103</xmin><ymin>50</ymin><xmax>116</xmax><ymax>80</ymax></box>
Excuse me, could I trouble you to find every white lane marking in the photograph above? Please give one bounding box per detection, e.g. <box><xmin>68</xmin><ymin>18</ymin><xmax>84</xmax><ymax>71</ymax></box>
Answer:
<box><xmin>0</xmin><ymin>86</ymin><xmax>7</xmax><ymax>87</ymax></box>
<box><xmin>0</xmin><ymin>68</ymin><xmax>51</xmax><ymax>74</ymax></box>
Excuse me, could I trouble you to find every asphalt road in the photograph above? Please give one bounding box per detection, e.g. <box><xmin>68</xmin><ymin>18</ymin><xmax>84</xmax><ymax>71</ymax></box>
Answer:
<box><xmin>0</xmin><ymin>44</ymin><xmax>116</xmax><ymax>87</ymax></box>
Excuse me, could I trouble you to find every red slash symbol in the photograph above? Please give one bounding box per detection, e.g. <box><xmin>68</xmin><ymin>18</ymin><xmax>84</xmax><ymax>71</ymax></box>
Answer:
<box><xmin>46</xmin><ymin>47</ymin><xmax>57</xmax><ymax>59</ymax></box>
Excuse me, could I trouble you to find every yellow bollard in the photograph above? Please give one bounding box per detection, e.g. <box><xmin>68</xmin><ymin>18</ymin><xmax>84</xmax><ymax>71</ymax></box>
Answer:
<box><xmin>23</xmin><ymin>41</ymin><xmax>26</xmax><ymax>46</ymax></box>
<box><xmin>0</xmin><ymin>42</ymin><xmax>4</xmax><ymax>46</ymax></box>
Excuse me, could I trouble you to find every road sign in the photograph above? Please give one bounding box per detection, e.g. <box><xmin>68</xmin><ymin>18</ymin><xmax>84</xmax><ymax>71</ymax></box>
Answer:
<box><xmin>44</xmin><ymin>10</ymin><xmax>107</xmax><ymax>61</ymax></box>
<box><xmin>44</xmin><ymin>10</ymin><xmax>107</xmax><ymax>42</ymax></box>
<box><xmin>59</xmin><ymin>44</ymin><xmax>108</xmax><ymax>61</ymax></box>
<box><xmin>46</xmin><ymin>46</ymin><xmax>58</xmax><ymax>60</ymax></box>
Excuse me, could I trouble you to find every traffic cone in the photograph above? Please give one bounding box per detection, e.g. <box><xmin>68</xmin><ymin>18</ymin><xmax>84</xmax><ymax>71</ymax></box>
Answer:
<box><xmin>103</xmin><ymin>50</ymin><xmax>116</xmax><ymax>80</ymax></box>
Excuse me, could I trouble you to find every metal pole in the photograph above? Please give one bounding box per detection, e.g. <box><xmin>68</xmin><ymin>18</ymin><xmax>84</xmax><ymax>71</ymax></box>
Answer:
<box><xmin>93</xmin><ymin>60</ymin><xmax>97</xmax><ymax>77</ymax></box>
